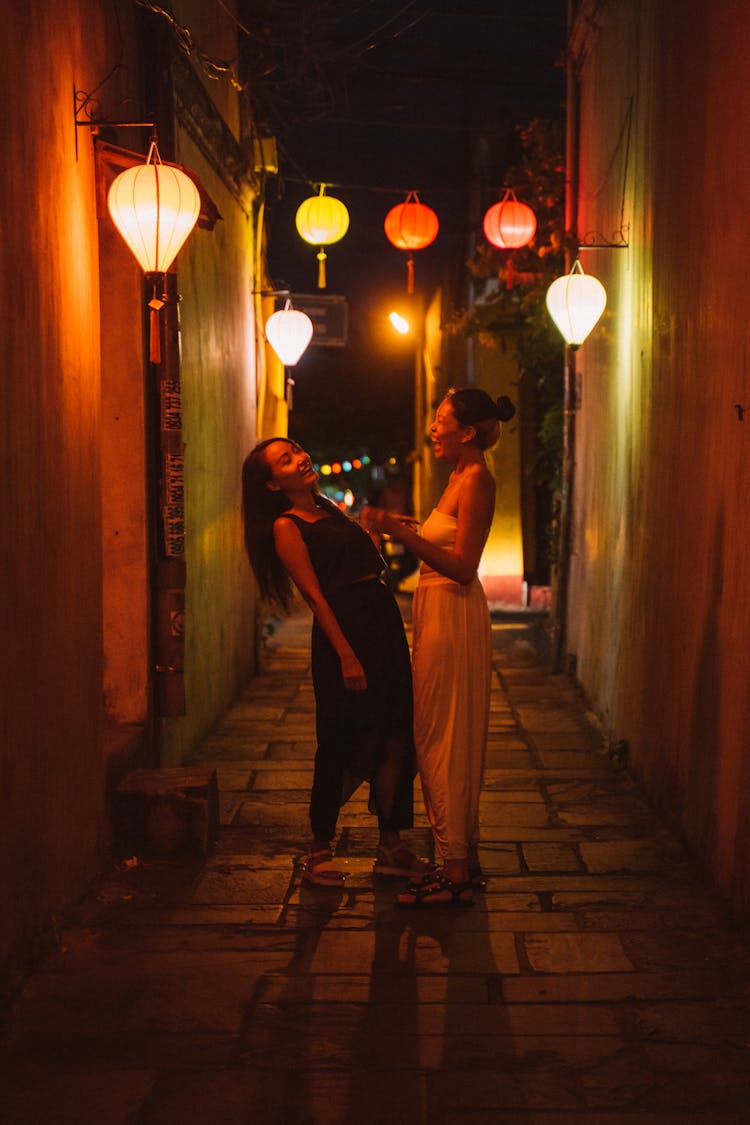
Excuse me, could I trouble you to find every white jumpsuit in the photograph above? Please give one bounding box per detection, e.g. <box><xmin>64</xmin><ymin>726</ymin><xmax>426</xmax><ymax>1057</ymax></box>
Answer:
<box><xmin>411</xmin><ymin>509</ymin><xmax>492</xmax><ymax>861</ymax></box>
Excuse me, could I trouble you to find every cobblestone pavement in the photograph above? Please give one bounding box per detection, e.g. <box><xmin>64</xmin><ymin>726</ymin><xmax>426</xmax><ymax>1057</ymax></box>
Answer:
<box><xmin>3</xmin><ymin>603</ymin><xmax>750</xmax><ymax>1124</ymax></box>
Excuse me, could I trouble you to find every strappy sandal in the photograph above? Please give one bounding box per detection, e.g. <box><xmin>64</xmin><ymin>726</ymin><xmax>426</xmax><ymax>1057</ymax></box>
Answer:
<box><xmin>396</xmin><ymin>869</ymin><xmax>474</xmax><ymax>908</ymax></box>
<box><xmin>405</xmin><ymin>862</ymin><xmax>487</xmax><ymax>893</ymax></box>
<box><xmin>373</xmin><ymin>843</ymin><xmax>426</xmax><ymax>878</ymax></box>
<box><xmin>302</xmin><ymin>848</ymin><xmax>346</xmax><ymax>887</ymax></box>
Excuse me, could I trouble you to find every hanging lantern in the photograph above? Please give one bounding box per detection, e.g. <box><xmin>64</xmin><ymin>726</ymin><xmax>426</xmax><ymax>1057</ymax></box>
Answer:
<box><xmin>265</xmin><ymin>300</ymin><xmax>314</xmax><ymax>366</ymax></box>
<box><xmin>482</xmin><ymin>189</ymin><xmax>536</xmax><ymax>250</ymax></box>
<box><xmin>546</xmin><ymin>260</ymin><xmax>607</xmax><ymax>349</ymax></box>
<box><xmin>384</xmin><ymin>191</ymin><xmax>439</xmax><ymax>293</ymax></box>
<box><xmin>295</xmin><ymin>185</ymin><xmax>349</xmax><ymax>289</ymax></box>
<box><xmin>107</xmin><ymin>138</ymin><xmax>201</xmax><ymax>363</ymax></box>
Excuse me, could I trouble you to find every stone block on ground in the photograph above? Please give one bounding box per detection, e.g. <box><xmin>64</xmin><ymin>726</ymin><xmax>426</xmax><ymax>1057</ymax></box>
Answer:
<box><xmin>112</xmin><ymin>766</ymin><xmax>219</xmax><ymax>857</ymax></box>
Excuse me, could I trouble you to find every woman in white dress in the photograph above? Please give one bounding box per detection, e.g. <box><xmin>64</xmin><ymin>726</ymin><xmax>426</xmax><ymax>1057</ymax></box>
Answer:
<box><xmin>362</xmin><ymin>387</ymin><xmax>515</xmax><ymax>906</ymax></box>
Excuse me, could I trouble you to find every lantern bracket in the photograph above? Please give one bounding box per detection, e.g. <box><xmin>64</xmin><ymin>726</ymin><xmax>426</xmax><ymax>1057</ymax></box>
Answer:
<box><xmin>578</xmin><ymin>224</ymin><xmax>630</xmax><ymax>250</ymax></box>
<box><xmin>74</xmin><ymin>81</ymin><xmax>155</xmax><ymax>159</ymax></box>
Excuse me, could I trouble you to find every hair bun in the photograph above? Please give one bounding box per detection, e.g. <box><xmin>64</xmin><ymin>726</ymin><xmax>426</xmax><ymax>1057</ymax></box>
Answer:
<box><xmin>496</xmin><ymin>395</ymin><xmax>516</xmax><ymax>422</ymax></box>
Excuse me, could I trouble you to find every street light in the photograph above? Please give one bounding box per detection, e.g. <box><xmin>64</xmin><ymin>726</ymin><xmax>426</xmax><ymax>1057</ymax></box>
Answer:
<box><xmin>388</xmin><ymin>311</ymin><xmax>410</xmax><ymax>335</ymax></box>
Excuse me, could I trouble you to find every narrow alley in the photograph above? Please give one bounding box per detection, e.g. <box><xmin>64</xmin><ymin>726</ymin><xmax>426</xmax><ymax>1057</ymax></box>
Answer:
<box><xmin>2</xmin><ymin>604</ymin><xmax>750</xmax><ymax>1124</ymax></box>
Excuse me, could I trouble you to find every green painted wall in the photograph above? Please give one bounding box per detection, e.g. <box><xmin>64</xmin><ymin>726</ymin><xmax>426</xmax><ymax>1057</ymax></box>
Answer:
<box><xmin>158</xmin><ymin>129</ymin><xmax>258</xmax><ymax>764</ymax></box>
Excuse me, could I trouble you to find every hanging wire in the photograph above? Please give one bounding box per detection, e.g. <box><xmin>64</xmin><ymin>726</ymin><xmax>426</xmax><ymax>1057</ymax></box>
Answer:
<box><xmin>343</xmin><ymin>0</ymin><xmax>428</xmax><ymax>58</ymax></box>
<box><xmin>134</xmin><ymin>0</ymin><xmax>248</xmax><ymax>90</ymax></box>
<box><xmin>578</xmin><ymin>95</ymin><xmax>633</xmax><ymax>248</ymax></box>
<box><xmin>213</xmin><ymin>0</ymin><xmax>252</xmax><ymax>38</ymax></box>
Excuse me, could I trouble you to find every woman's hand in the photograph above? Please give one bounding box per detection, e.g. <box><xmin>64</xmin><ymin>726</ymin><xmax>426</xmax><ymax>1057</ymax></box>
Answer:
<box><xmin>360</xmin><ymin>506</ymin><xmax>400</xmax><ymax>537</ymax></box>
<box><xmin>340</xmin><ymin>651</ymin><xmax>367</xmax><ymax>692</ymax></box>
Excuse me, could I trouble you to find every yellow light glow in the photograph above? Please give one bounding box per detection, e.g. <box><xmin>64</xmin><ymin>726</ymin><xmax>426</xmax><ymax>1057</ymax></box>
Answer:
<box><xmin>295</xmin><ymin>187</ymin><xmax>349</xmax><ymax>246</ymax></box>
<box><xmin>389</xmin><ymin>311</ymin><xmax>410</xmax><ymax>335</ymax></box>
<box><xmin>320</xmin><ymin>464</ymin><xmax>332</xmax><ymax>476</ymax></box>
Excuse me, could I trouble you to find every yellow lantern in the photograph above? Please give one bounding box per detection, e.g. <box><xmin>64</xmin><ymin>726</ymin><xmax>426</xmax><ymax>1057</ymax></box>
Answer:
<box><xmin>265</xmin><ymin>300</ymin><xmax>314</xmax><ymax>366</ymax></box>
<box><xmin>107</xmin><ymin>139</ymin><xmax>200</xmax><ymax>362</ymax></box>
<box><xmin>546</xmin><ymin>260</ymin><xmax>607</xmax><ymax>349</ymax></box>
<box><xmin>295</xmin><ymin>185</ymin><xmax>349</xmax><ymax>289</ymax></box>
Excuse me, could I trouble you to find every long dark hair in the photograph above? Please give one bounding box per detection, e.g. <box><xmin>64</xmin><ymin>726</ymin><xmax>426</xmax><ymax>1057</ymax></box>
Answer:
<box><xmin>241</xmin><ymin>438</ymin><xmax>296</xmax><ymax>611</ymax></box>
<box><xmin>448</xmin><ymin>387</ymin><xmax>516</xmax><ymax>451</ymax></box>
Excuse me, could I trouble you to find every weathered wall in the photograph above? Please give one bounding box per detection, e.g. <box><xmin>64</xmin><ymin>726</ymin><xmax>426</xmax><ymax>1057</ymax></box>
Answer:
<box><xmin>567</xmin><ymin>0</ymin><xmax>750</xmax><ymax>920</ymax></box>
<box><xmin>0</xmin><ymin>0</ymin><xmax>263</xmax><ymax>980</ymax></box>
<box><xmin>415</xmin><ymin>290</ymin><xmax>524</xmax><ymax>599</ymax></box>
<box><xmin>474</xmin><ymin>333</ymin><xmax>525</xmax><ymax>598</ymax></box>
<box><xmin>158</xmin><ymin>123</ymin><xmax>258</xmax><ymax>764</ymax></box>
<box><xmin>0</xmin><ymin>0</ymin><xmax>114</xmax><ymax>978</ymax></box>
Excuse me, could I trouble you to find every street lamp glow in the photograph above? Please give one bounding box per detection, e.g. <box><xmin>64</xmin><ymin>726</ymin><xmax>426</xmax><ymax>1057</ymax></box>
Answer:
<box><xmin>389</xmin><ymin>311</ymin><xmax>410</xmax><ymax>335</ymax></box>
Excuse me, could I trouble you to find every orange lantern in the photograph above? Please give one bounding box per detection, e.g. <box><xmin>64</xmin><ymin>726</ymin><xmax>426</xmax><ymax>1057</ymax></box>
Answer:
<box><xmin>384</xmin><ymin>191</ymin><xmax>439</xmax><ymax>293</ymax></box>
<box><xmin>482</xmin><ymin>189</ymin><xmax>536</xmax><ymax>250</ymax></box>
<box><xmin>295</xmin><ymin>185</ymin><xmax>349</xmax><ymax>289</ymax></box>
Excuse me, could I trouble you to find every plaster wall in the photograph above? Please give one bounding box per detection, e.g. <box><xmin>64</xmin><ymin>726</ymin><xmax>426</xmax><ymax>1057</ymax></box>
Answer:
<box><xmin>474</xmin><ymin>336</ymin><xmax>524</xmax><ymax>592</ymax></box>
<box><xmin>416</xmin><ymin>291</ymin><xmax>524</xmax><ymax>596</ymax></box>
<box><xmin>99</xmin><ymin>218</ymin><xmax>151</xmax><ymax>727</ymax></box>
<box><xmin>173</xmin><ymin>0</ymin><xmax>241</xmax><ymax>140</ymax></box>
<box><xmin>158</xmin><ymin>130</ymin><xmax>258</xmax><ymax>764</ymax></box>
<box><xmin>567</xmin><ymin>0</ymin><xmax>750</xmax><ymax>918</ymax></box>
<box><xmin>0</xmin><ymin>0</ymin><xmax>115</xmax><ymax>976</ymax></box>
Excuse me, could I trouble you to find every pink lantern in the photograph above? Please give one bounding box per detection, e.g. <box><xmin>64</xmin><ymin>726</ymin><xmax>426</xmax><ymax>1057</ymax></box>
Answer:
<box><xmin>482</xmin><ymin>189</ymin><xmax>536</xmax><ymax>250</ymax></box>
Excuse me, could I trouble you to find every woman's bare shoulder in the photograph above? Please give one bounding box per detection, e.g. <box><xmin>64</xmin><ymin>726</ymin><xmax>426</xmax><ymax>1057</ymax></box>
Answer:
<box><xmin>273</xmin><ymin>514</ymin><xmax>303</xmax><ymax>541</ymax></box>
<box><xmin>461</xmin><ymin>461</ymin><xmax>496</xmax><ymax>495</ymax></box>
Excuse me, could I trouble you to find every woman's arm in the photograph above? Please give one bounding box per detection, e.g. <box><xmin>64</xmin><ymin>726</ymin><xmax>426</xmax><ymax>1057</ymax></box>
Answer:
<box><xmin>273</xmin><ymin>518</ymin><xmax>367</xmax><ymax>691</ymax></box>
<box><xmin>362</xmin><ymin>467</ymin><xmax>495</xmax><ymax>585</ymax></box>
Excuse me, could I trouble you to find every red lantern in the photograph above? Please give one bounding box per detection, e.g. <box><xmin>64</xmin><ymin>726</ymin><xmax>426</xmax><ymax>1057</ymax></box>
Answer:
<box><xmin>384</xmin><ymin>191</ymin><xmax>439</xmax><ymax>293</ymax></box>
<box><xmin>482</xmin><ymin>189</ymin><xmax>536</xmax><ymax>250</ymax></box>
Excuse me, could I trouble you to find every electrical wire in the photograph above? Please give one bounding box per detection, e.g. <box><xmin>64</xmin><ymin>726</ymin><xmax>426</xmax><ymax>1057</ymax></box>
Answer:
<box><xmin>214</xmin><ymin>0</ymin><xmax>252</xmax><ymax>38</ymax></box>
<box><xmin>134</xmin><ymin>0</ymin><xmax>247</xmax><ymax>90</ymax></box>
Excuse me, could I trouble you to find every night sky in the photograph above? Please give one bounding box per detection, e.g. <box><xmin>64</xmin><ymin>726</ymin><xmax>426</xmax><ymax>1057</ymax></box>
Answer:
<box><xmin>247</xmin><ymin>1</ymin><xmax>568</xmax><ymax>464</ymax></box>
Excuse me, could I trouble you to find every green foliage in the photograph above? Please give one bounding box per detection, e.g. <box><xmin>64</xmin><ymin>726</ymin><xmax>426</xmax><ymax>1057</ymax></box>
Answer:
<box><xmin>458</xmin><ymin>120</ymin><xmax>571</xmax><ymax>495</ymax></box>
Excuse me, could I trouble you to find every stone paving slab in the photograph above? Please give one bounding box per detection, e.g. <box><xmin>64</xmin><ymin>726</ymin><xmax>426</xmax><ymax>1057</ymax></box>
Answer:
<box><xmin>3</xmin><ymin>605</ymin><xmax>750</xmax><ymax>1123</ymax></box>
<box><xmin>522</xmin><ymin>842</ymin><xmax>583</xmax><ymax>871</ymax></box>
<box><xmin>3</xmin><ymin>1069</ymin><xmax>157</xmax><ymax>1125</ymax></box>
<box><xmin>445</xmin><ymin>1115</ymin><xmax>740</xmax><ymax>1124</ymax></box>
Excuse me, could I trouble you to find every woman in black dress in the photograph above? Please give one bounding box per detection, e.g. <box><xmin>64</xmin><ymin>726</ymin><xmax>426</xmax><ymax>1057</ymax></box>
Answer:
<box><xmin>242</xmin><ymin>437</ymin><xmax>419</xmax><ymax>886</ymax></box>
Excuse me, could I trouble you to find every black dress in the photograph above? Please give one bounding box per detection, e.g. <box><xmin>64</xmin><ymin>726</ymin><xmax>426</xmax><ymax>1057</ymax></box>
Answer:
<box><xmin>276</xmin><ymin>503</ymin><xmax>415</xmax><ymax>841</ymax></box>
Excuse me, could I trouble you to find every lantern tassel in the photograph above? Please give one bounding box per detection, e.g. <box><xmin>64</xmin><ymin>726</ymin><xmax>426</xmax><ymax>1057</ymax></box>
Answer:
<box><xmin>148</xmin><ymin>281</ymin><xmax>165</xmax><ymax>365</ymax></box>
<box><xmin>149</xmin><ymin>307</ymin><xmax>161</xmax><ymax>364</ymax></box>
<box><xmin>317</xmin><ymin>249</ymin><xmax>327</xmax><ymax>289</ymax></box>
<box><xmin>506</xmin><ymin>255</ymin><xmax>515</xmax><ymax>290</ymax></box>
<box><xmin>406</xmin><ymin>253</ymin><xmax>415</xmax><ymax>295</ymax></box>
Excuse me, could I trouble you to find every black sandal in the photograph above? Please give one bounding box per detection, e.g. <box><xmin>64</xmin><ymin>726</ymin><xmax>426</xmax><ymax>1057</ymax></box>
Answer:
<box><xmin>406</xmin><ymin>863</ymin><xmax>487</xmax><ymax>893</ymax></box>
<box><xmin>396</xmin><ymin>870</ymin><xmax>474</xmax><ymax>908</ymax></box>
